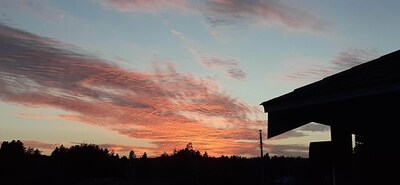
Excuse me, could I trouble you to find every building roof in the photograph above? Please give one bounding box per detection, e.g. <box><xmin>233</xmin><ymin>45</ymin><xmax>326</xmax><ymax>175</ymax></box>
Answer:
<box><xmin>261</xmin><ymin>50</ymin><xmax>400</xmax><ymax>138</ymax></box>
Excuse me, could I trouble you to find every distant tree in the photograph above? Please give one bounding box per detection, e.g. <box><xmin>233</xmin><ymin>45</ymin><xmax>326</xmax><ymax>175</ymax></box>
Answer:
<box><xmin>141</xmin><ymin>152</ymin><xmax>148</xmax><ymax>159</ymax></box>
<box><xmin>186</xmin><ymin>142</ymin><xmax>193</xmax><ymax>150</ymax></box>
<box><xmin>51</xmin><ymin>147</ymin><xmax>59</xmax><ymax>157</ymax></box>
<box><xmin>203</xmin><ymin>151</ymin><xmax>209</xmax><ymax>158</ymax></box>
<box><xmin>171</xmin><ymin>143</ymin><xmax>201</xmax><ymax>159</ymax></box>
<box><xmin>0</xmin><ymin>140</ymin><xmax>25</xmax><ymax>158</ymax></box>
<box><xmin>33</xmin><ymin>149</ymin><xmax>41</xmax><ymax>156</ymax></box>
<box><xmin>67</xmin><ymin>143</ymin><xmax>110</xmax><ymax>160</ymax></box>
<box><xmin>129</xmin><ymin>150</ymin><xmax>136</xmax><ymax>159</ymax></box>
<box><xmin>50</xmin><ymin>143</ymin><xmax>123</xmax><ymax>181</ymax></box>
<box><xmin>26</xmin><ymin>147</ymin><xmax>35</xmax><ymax>155</ymax></box>
<box><xmin>104</xmin><ymin>148</ymin><xmax>109</xmax><ymax>156</ymax></box>
<box><xmin>25</xmin><ymin>147</ymin><xmax>41</xmax><ymax>156</ymax></box>
<box><xmin>160</xmin><ymin>151</ymin><xmax>169</xmax><ymax>158</ymax></box>
<box><xmin>51</xmin><ymin>144</ymin><xmax>68</xmax><ymax>158</ymax></box>
<box><xmin>264</xmin><ymin>153</ymin><xmax>270</xmax><ymax>160</ymax></box>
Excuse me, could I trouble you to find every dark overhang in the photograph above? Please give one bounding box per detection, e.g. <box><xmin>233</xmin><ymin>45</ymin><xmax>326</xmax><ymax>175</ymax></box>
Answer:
<box><xmin>261</xmin><ymin>50</ymin><xmax>400</xmax><ymax>138</ymax></box>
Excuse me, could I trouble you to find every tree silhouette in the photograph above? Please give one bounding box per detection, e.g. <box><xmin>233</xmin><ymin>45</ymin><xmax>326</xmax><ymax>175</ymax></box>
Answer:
<box><xmin>26</xmin><ymin>147</ymin><xmax>42</xmax><ymax>156</ymax></box>
<box><xmin>0</xmin><ymin>140</ymin><xmax>44</xmax><ymax>185</ymax></box>
<box><xmin>129</xmin><ymin>150</ymin><xmax>136</xmax><ymax>159</ymax></box>
<box><xmin>0</xmin><ymin>140</ymin><xmax>315</xmax><ymax>185</ymax></box>
<box><xmin>51</xmin><ymin>144</ymin><xmax>68</xmax><ymax>158</ymax></box>
<box><xmin>203</xmin><ymin>151</ymin><xmax>209</xmax><ymax>158</ymax></box>
<box><xmin>0</xmin><ymin>140</ymin><xmax>25</xmax><ymax>158</ymax></box>
<box><xmin>141</xmin><ymin>152</ymin><xmax>148</xmax><ymax>159</ymax></box>
<box><xmin>171</xmin><ymin>142</ymin><xmax>201</xmax><ymax>159</ymax></box>
<box><xmin>160</xmin><ymin>151</ymin><xmax>169</xmax><ymax>158</ymax></box>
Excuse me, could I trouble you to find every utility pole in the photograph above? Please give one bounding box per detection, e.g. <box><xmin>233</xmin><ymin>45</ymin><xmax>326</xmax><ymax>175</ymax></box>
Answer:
<box><xmin>259</xmin><ymin>130</ymin><xmax>263</xmax><ymax>158</ymax></box>
<box><xmin>259</xmin><ymin>130</ymin><xmax>265</xmax><ymax>185</ymax></box>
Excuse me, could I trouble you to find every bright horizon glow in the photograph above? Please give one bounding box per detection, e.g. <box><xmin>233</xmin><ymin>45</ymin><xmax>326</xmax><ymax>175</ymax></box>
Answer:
<box><xmin>1</xmin><ymin>0</ymin><xmax>400</xmax><ymax>157</ymax></box>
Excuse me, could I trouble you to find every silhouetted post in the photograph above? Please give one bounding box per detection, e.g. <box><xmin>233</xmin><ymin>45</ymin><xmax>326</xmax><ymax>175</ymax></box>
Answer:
<box><xmin>259</xmin><ymin>130</ymin><xmax>263</xmax><ymax>158</ymax></box>
<box><xmin>330</xmin><ymin>124</ymin><xmax>352</xmax><ymax>185</ymax></box>
<box><xmin>259</xmin><ymin>130</ymin><xmax>265</xmax><ymax>185</ymax></box>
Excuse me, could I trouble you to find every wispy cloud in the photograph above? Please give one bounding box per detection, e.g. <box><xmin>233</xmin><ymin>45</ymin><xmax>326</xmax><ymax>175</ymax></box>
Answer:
<box><xmin>201</xmin><ymin>57</ymin><xmax>247</xmax><ymax>80</ymax></box>
<box><xmin>171</xmin><ymin>29</ymin><xmax>247</xmax><ymax>80</ymax></box>
<box><xmin>0</xmin><ymin>0</ymin><xmax>67</xmax><ymax>23</ymax></box>
<box><xmin>298</xmin><ymin>122</ymin><xmax>330</xmax><ymax>133</ymax></box>
<box><xmin>0</xmin><ymin>23</ymin><xmax>263</xmax><ymax>156</ymax></box>
<box><xmin>267</xmin><ymin>130</ymin><xmax>308</xmax><ymax>140</ymax></box>
<box><xmin>266</xmin><ymin>144</ymin><xmax>308</xmax><ymax>157</ymax></box>
<box><xmin>331</xmin><ymin>48</ymin><xmax>379</xmax><ymax>71</ymax></box>
<box><xmin>18</xmin><ymin>113</ymin><xmax>57</xmax><ymax>120</ymax></box>
<box><xmin>100</xmin><ymin>0</ymin><xmax>189</xmax><ymax>13</ymax></box>
<box><xmin>170</xmin><ymin>29</ymin><xmax>185</xmax><ymax>39</ymax></box>
<box><xmin>285</xmin><ymin>48</ymin><xmax>380</xmax><ymax>81</ymax></box>
<box><xmin>198</xmin><ymin>0</ymin><xmax>330</xmax><ymax>32</ymax></box>
<box><xmin>227</xmin><ymin>68</ymin><xmax>246</xmax><ymax>80</ymax></box>
<box><xmin>23</xmin><ymin>140</ymin><xmax>59</xmax><ymax>150</ymax></box>
<box><xmin>101</xmin><ymin>0</ymin><xmax>330</xmax><ymax>33</ymax></box>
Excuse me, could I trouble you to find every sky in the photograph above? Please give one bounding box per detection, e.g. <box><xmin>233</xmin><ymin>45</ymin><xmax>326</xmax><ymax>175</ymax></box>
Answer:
<box><xmin>1</xmin><ymin>0</ymin><xmax>400</xmax><ymax>158</ymax></box>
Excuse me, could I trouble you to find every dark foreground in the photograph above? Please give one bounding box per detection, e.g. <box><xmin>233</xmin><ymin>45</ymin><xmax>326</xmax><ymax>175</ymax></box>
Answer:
<box><xmin>1</xmin><ymin>155</ymin><xmax>310</xmax><ymax>185</ymax></box>
<box><xmin>2</xmin><ymin>140</ymin><xmax>395</xmax><ymax>185</ymax></box>
<box><xmin>0</xmin><ymin>141</ymin><xmax>310</xmax><ymax>185</ymax></box>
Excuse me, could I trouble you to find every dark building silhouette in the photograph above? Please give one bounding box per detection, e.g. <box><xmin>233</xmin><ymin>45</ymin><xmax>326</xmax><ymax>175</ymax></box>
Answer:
<box><xmin>261</xmin><ymin>50</ymin><xmax>400</xmax><ymax>185</ymax></box>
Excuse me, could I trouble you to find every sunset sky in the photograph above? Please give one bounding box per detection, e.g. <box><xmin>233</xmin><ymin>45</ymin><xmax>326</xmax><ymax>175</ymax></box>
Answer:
<box><xmin>1</xmin><ymin>0</ymin><xmax>400</xmax><ymax>157</ymax></box>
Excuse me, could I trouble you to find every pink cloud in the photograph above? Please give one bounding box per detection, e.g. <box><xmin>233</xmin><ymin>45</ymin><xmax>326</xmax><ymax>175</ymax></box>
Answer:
<box><xmin>23</xmin><ymin>140</ymin><xmax>59</xmax><ymax>151</ymax></box>
<box><xmin>100</xmin><ymin>0</ymin><xmax>330</xmax><ymax>33</ymax></box>
<box><xmin>0</xmin><ymin>23</ymin><xmax>264</xmax><ymax>156</ymax></box>
<box><xmin>100</xmin><ymin>0</ymin><xmax>189</xmax><ymax>13</ymax></box>
<box><xmin>18</xmin><ymin>113</ymin><xmax>56</xmax><ymax>120</ymax></box>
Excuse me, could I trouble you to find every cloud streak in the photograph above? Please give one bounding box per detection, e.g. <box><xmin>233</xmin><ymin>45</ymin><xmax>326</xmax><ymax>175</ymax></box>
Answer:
<box><xmin>266</xmin><ymin>144</ymin><xmax>308</xmax><ymax>157</ymax></box>
<box><xmin>101</xmin><ymin>0</ymin><xmax>330</xmax><ymax>33</ymax></box>
<box><xmin>285</xmin><ymin>48</ymin><xmax>380</xmax><ymax>82</ymax></box>
<box><xmin>0</xmin><ymin>23</ymin><xmax>263</xmax><ymax>156</ymax></box>
<box><xmin>171</xmin><ymin>29</ymin><xmax>247</xmax><ymax>80</ymax></box>
<box><xmin>23</xmin><ymin>140</ymin><xmax>59</xmax><ymax>150</ymax></box>
<box><xmin>331</xmin><ymin>48</ymin><xmax>379</xmax><ymax>71</ymax></box>
<box><xmin>18</xmin><ymin>113</ymin><xmax>57</xmax><ymax>120</ymax></box>
<box><xmin>201</xmin><ymin>57</ymin><xmax>247</xmax><ymax>80</ymax></box>
<box><xmin>298</xmin><ymin>122</ymin><xmax>330</xmax><ymax>133</ymax></box>
<box><xmin>100</xmin><ymin>0</ymin><xmax>188</xmax><ymax>13</ymax></box>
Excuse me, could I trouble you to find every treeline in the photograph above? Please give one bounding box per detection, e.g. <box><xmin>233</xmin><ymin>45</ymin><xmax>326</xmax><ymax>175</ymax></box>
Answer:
<box><xmin>0</xmin><ymin>140</ymin><xmax>309</xmax><ymax>185</ymax></box>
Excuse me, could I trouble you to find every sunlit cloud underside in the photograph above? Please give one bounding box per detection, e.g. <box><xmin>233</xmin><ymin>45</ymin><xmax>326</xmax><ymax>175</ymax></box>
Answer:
<box><xmin>0</xmin><ymin>23</ymin><xmax>266</xmax><ymax>156</ymax></box>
